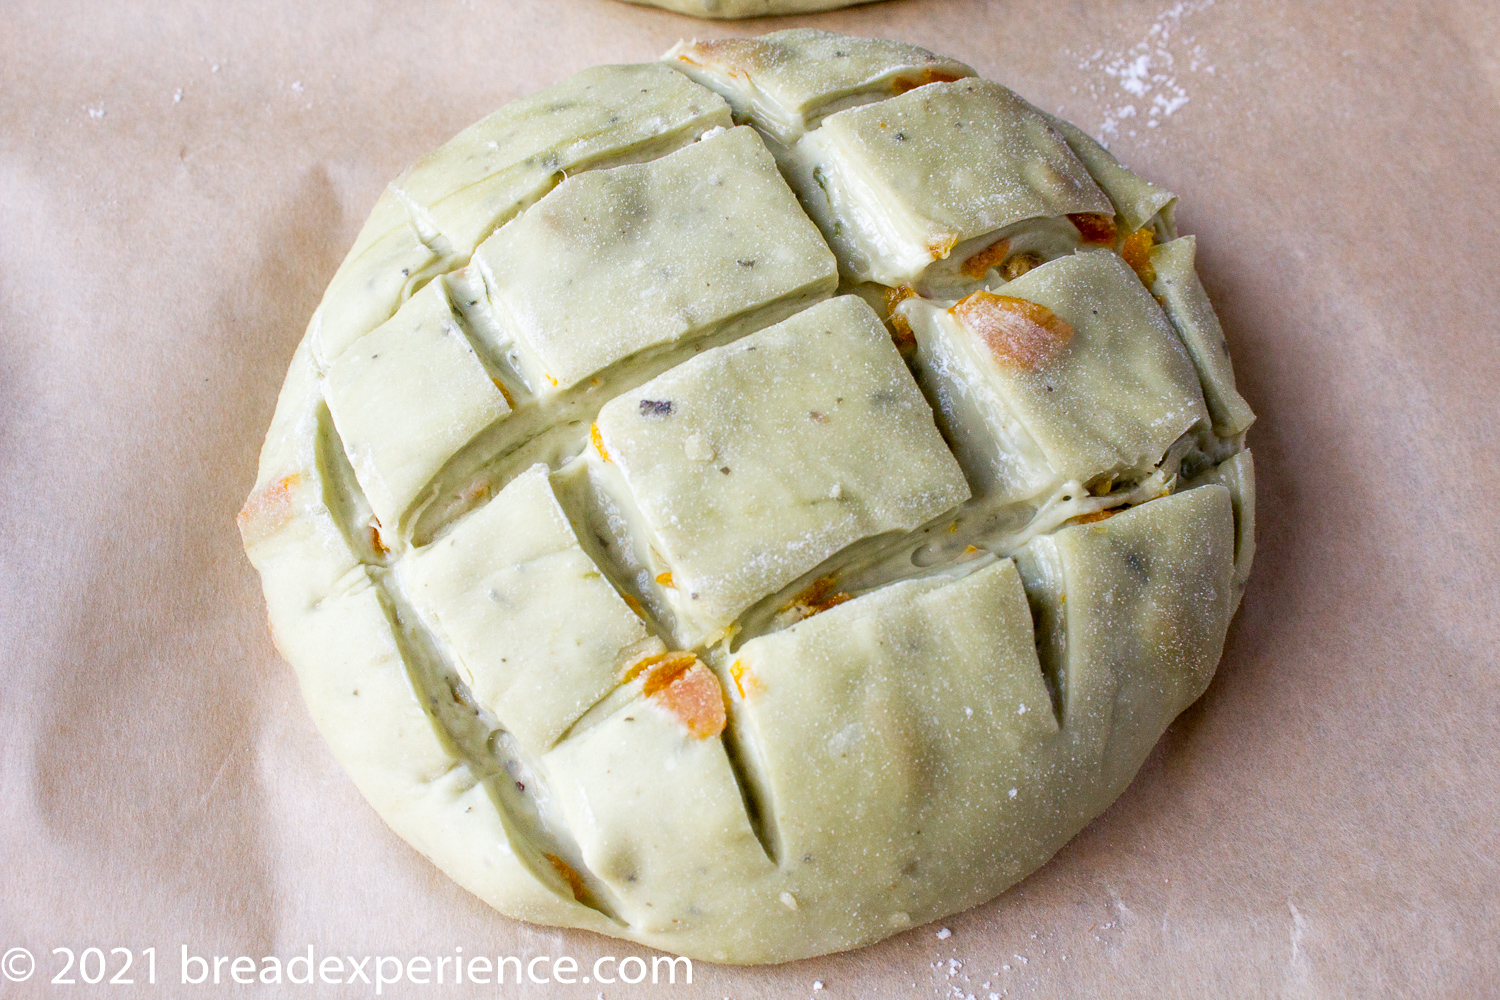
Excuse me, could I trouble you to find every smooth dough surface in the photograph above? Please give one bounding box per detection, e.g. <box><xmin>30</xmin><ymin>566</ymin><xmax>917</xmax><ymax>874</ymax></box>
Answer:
<box><xmin>240</xmin><ymin>31</ymin><xmax>1255</xmax><ymax>964</ymax></box>
<box><xmin>615</xmin><ymin>0</ymin><xmax>878</xmax><ymax>17</ymax></box>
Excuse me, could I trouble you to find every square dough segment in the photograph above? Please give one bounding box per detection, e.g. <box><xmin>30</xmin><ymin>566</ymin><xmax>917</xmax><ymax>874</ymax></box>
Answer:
<box><xmin>791</xmin><ymin>79</ymin><xmax>1112</xmax><ymax>285</ymax></box>
<box><xmin>543</xmin><ymin>696</ymin><xmax>775</xmax><ymax>935</ymax></box>
<box><xmin>475</xmin><ymin>126</ymin><xmax>838</xmax><ymax>394</ymax></box>
<box><xmin>591</xmin><ymin>295</ymin><xmax>970</xmax><ymax>642</ymax></box>
<box><xmin>412</xmin><ymin>63</ymin><xmax>734</xmax><ymax>255</ymax></box>
<box><xmin>666</xmin><ymin>29</ymin><xmax>974</xmax><ymax>144</ymax></box>
<box><xmin>321</xmin><ymin>65</ymin><xmax>732</xmax><ymax>364</ymax></box>
<box><xmin>314</xmin><ymin>223</ymin><xmax>449</xmax><ymax>364</ymax></box>
<box><xmin>350</xmin><ymin>63</ymin><xmax>734</xmax><ymax>260</ymax></box>
<box><xmin>401</xmin><ymin>464</ymin><xmax>664</xmax><ymax>756</ymax></box>
<box><xmin>907</xmin><ymin>251</ymin><xmax>1210</xmax><ymax>499</ymax></box>
<box><xmin>324</xmin><ymin>277</ymin><xmax>511</xmax><ymax>534</ymax></box>
<box><xmin>727</xmin><ymin>560</ymin><xmax>1060</xmax><ymax>920</ymax></box>
<box><xmin>1015</xmin><ymin>485</ymin><xmax>1235</xmax><ymax>793</ymax></box>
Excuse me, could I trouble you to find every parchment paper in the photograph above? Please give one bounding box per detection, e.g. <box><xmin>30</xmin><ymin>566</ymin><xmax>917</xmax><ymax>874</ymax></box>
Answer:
<box><xmin>3</xmin><ymin>0</ymin><xmax>1497</xmax><ymax>996</ymax></box>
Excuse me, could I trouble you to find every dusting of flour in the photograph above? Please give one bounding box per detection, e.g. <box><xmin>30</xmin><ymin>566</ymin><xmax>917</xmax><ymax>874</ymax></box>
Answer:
<box><xmin>1066</xmin><ymin>0</ymin><xmax>1218</xmax><ymax>146</ymax></box>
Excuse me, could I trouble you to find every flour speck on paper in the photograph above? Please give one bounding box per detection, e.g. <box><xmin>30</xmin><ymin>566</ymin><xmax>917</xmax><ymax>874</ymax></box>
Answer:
<box><xmin>1068</xmin><ymin>0</ymin><xmax>1219</xmax><ymax>145</ymax></box>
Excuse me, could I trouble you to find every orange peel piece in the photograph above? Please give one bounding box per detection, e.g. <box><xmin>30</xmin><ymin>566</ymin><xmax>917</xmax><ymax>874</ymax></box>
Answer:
<box><xmin>951</xmin><ymin>292</ymin><xmax>1074</xmax><ymax>371</ymax></box>
<box><xmin>891</xmin><ymin>68</ymin><xmax>968</xmax><ymax>95</ymax></box>
<box><xmin>1000</xmin><ymin>251</ymin><xmax>1043</xmax><ymax>281</ymax></box>
<box><xmin>884</xmin><ymin>285</ymin><xmax>918</xmax><ymax>353</ymax></box>
<box><xmin>1067</xmin><ymin>212</ymin><xmax>1118</xmax><ymax>245</ymax></box>
<box><xmin>590</xmin><ymin>423</ymin><xmax>611</xmax><ymax>463</ymax></box>
<box><xmin>674</xmin><ymin>37</ymin><xmax>774</xmax><ymax>78</ymax></box>
<box><xmin>622</xmin><ymin>649</ymin><xmax>695</xmax><ymax>685</ymax></box>
<box><xmin>649</xmin><ymin>661</ymin><xmax>726</xmax><ymax>740</ymax></box>
<box><xmin>1121</xmin><ymin>228</ymin><xmax>1157</xmax><ymax>286</ymax></box>
<box><xmin>544</xmin><ymin>854</ymin><xmax>589</xmax><ymax>903</ymax></box>
<box><xmin>782</xmin><ymin>575</ymin><xmax>854</xmax><ymax>621</ymax></box>
<box><xmin>729</xmin><ymin>659</ymin><xmax>767</xmax><ymax>700</ymax></box>
<box><xmin>926</xmin><ymin>232</ymin><xmax>960</xmax><ymax>260</ymax></box>
<box><xmin>959</xmin><ymin>239</ymin><xmax>1011</xmax><ymax>280</ymax></box>
<box><xmin>368</xmin><ymin>519</ymin><xmax>389</xmax><ymax>556</ymax></box>
<box><xmin>237</xmin><ymin>473</ymin><xmax>301</xmax><ymax>547</ymax></box>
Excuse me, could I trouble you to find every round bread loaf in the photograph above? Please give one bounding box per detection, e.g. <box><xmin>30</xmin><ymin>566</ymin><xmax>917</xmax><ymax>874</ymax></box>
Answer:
<box><xmin>239</xmin><ymin>29</ymin><xmax>1256</xmax><ymax>964</ymax></box>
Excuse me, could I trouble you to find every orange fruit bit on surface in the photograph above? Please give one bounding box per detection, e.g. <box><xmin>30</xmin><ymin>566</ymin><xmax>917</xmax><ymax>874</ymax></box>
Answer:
<box><xmin>1000</xmin><ymin>251</ymin><xmax>1043</xmax><ymax>281</ymax></box>
<box><xmin>1121</xmin><ymin>228</ymin><xmax>1157</xmax><ymax>285</ymax></box>
<box><xmin>624</xmin><ymin>649</ymin><xmax>696</xmax><ymax>685</ymax></box>
<box><xmin>960</xmin><ymin>239</ymin><xmax>1011</xmax><ymax>280</ymax></box>
<box><xmin>1075</xmin><ymin>508</ymin><xmax>1118</xmax><ymax>524</ymax></box>
<box><xmin>892</xmin><ymin>69</ymin><xmax>968</xmax><ymax>95</ymax></box>
<box><xmin>590</xmin><ymin>423</ymin><xmax>611</xmax><ymax>463</ymax></box>
<box><xmin>794</xmin><ymin>575</ymin><xmax>839</xmax><ymax>606</ymax></box>
<box><xmin>649</xmin><ymin>661</ymin><xmax>727</xmax><ymax>740</ymax></box>
<box><xmin>884</xmin><ymin>285</ymin><xmax>918</xmax><ymax>353</ymax></box>
<box><xmin>1067</xmin><ymin>212</ymin><xmax>1119</xmax><ymax>245</ymax></box>
<box><xmin>676</xmin><ymin>37</ymin><xmax>774</xmax><ymax>77</ymax></box>
<box><xmin>927</xmin><ymin>232</ymin><xmax>960</xmax><ymax>260</ymax></box>
<box><xmin>809</xmin><ymin>591</ymin><xmax>852</xmax><ymax>615</ymax></box>
<box><xmin>730</xmin><ymin>659</ymin><xmax>762</xmax><ymax>700</ymax></box>
<box><xmin>782</xmin><ymin>575</ymin><xmax>854</xmax><ymax>621</ymax></box>
<box><xmin>951</xmin><ymin>292</ymin><xmax>1074</xmax><ymax>371</ymax></box>
<box><xmin>237</xmin><ymin>473</ymin><xmax>301</xmax><ymax>547</ymax></box>
<box><xmin>655</xmin><ymin>571</ymin><xmax>674</xmax><ymax>588</ymax></box>
<box><xmin>491</xmin><ymin>377</ymin><xmax>516</xmax><ymax>408</ymax></box>
<box><xmin>368</xmin><ymin>519</ymin><xmax>389</xmax><ymax>556</ymax></box>
<box><xmin>544</xmin><ymin>854</ymin><xmax>589</xmax><ymax>903</ymax></box>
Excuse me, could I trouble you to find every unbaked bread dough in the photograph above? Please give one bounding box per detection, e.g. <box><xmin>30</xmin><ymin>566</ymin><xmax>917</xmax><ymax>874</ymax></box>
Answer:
<box><xmin>240</xmin><ymin>29</ymin><xmax>1255</xmax><ymax>964</ymax></box>
<box><xmin>616</xmin><ymin>0</ymin><xmax>878</xmax><ymax>17</ymax></box>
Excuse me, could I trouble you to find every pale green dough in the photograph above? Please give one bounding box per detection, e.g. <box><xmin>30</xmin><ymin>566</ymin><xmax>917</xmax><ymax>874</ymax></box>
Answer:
<box><xmin>790</xmin><ymin>79</ymin><xmax>1112</xmax><ymax>285</ymax></box>
<box><xmin>400</xmin><ymin>465</ymin><xmax>665</xmax><ymax>756</ymax></box>
<box><xmin>240</xmin><ymin>345</ymin><xmax>616</xmax><ymax>940</ymax></box>
<box><xmin>619</xmin><ymin>0</ymin><xmax>876</xmax><ymax>16</ymax></box>
<box><xmin>475</xmin><ymin>126</ymin><xmax>838</xmax><ymax>394</ymax></box>
<box><xmin>413</xmin><ymin>65</ymin><xmax>732</xmax><ymax>256</ymax></box>
<box><xmin>727</xmin><ymin>560</ymin><xmax>1062</xmax><ymax>944</ymax></box>
<box><xmin>352</xmin><ymin>63</ymin><xmax>732</xmax><ymax>260</ymax></box>
<box><xmin>972</xmin><ymin>251</ymin><xmax>1208</xmax><ymax>484</ymax></box>
<box><xmin>313</xmin><ymin>223</ymin><xmax>448</xmax><ymax>365</ymax></box>
<box><xmin>667</xmin><ymin>29</ymin><xmax>974</xmax><ymax>144</ymax></box>
<box><xmin>1151</xmin><ymin>236</ymin><xmax>1258</xmax><ymax>437</ymax></box>
<box><xmin>543</xmin><ymin>696</ymin><xmax>776</xmax><ymax>936</ymax></box>
<box><xmin>324</xmin><ymin>277</ymin><xmax>511</xmax><ymax>537</ymax></box>
<box><xmin>1016</xmin><ymin>486</ymin><xmax>1235</xmax><ymax>793</ymax></box>
<box><xmin>241</xmin><ymin>30</ymin><xmax>1255</xmax><ymax>965</ymax></box>
<box><xmin>317</xmin><ymin>63</ymin><xmax>733</xmax><ymax>366</ymax></box>
<box><xmin>905</xmin><ymin>250</ymin><xmax>1209</xmax><ymax>501</ymax></box>
<box><xmin>1042</xmin><ymin>112</ymin><xmax>1178</xmax><ymax>235</ymax></box>
<box><xmin>1185</xmin><ymin>449</ymin><xmax>1257</xmax><ymax>602</ymax></box>
<box><xmin>589</xmin><ymin>295</ymin><xmax>969</xmax><ymax>644</ymax></box>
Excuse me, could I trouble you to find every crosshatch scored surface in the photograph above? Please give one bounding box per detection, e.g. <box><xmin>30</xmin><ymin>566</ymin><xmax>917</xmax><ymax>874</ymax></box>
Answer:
<box><xmin>239</xmin><ymin>29</ymin><xmax>1257</xmax><ymax>964</ymax></box>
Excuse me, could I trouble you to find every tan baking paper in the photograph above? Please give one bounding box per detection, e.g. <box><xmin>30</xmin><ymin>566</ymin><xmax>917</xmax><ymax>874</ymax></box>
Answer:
<box><xmin>2</xmin><ymin>0</ymin><xmax>1497</xmax><ymax>996</ymax></box>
